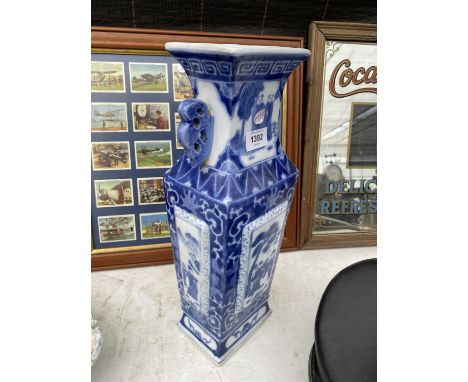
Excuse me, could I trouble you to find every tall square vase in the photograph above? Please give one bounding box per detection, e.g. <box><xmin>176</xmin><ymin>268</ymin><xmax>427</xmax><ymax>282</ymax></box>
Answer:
<box><xmin>164</xmin><ymin>43</ymin><xmax>310</xmax><ymax>364</ymax></box>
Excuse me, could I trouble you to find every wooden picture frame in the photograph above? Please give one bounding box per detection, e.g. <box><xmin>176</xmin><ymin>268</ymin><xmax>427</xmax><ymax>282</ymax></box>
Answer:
<box><xmin>300</xmin><ymin>22</ymin><xmax>377</xmax><ymax>249</ymax></box>
<box><xmin>92</xmin><ymin>27</ymin><xmax>306</xmax><ymax>271</ymax></box>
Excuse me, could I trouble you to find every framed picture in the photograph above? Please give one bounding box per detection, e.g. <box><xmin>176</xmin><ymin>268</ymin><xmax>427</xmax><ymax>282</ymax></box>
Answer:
<box><xmin>134</xmin><ymin>141</ymin><xmax>173</xmax><ymax>169</ymax></box>
<box><xmin>91</xmin><ymin>27</ymin><xmax>306</xmax><ymax>270</ymax></box>
<box><xmin>137</xmin><ymin>177</ymin><xmax>165</xmax><ymax>205</ymax></box>
<box><xmin>94</xmin><ymin>179</ymin><xmax>134</xmax><ymax>208</ymax></box>
<box><xmin>172</xmin><ymin>63</ymin><xmax>193</xmax><ymax>101</ymax></box>
<box><xmin>300</xmin><ymin>22</ymin><xmax>377</xmax><ymax>249</ymax></box>
<box><xmin>174</xmin><ymin>112</ymin><xmax>183</xmax><ymax>149</ymax></box>
<box><xmin>139</xmin><ymin>213</ymin><xmax>170</xmax><ymax>240</ymax></box>
<box><xmin>91</xmin><ymin>61</ymin><xmax>125</xmax><ymax>92</ymax></box>
<box><xmin>129</xmin><ymin>63</ymin><xmax>168</xmax><ymax>93</ymax></box>
<box><xmin>132</xmin><ymin>102</ymin><xmax>171</xmax><ymax>132</ymax></box>
<box><xmin>97</xmin><ymin>214</ymin><xmax>136</xmax><ymax>243</ymax></box>
<box><xmin>91</xmin><ymin>103</ymin><xmax>128</xmax><ymax>132</ymax></box>
<box><xmin>91</xmin><ymin>142</ymin><xmax>131</xmax><ymax>171</ymax></box>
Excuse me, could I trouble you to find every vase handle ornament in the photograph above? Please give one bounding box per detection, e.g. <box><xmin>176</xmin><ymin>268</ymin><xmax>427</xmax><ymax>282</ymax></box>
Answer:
<box><xmin>177</xmin><ymin>99</ymin><xmax>214</xmax><ymax>167</ymax></box>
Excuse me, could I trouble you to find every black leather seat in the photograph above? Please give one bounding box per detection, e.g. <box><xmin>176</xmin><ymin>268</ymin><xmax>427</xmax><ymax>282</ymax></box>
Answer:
<box><xmin>309</xmin><ymin>258</ymin><xmax>377</xmax><ymax>382</ymax></box>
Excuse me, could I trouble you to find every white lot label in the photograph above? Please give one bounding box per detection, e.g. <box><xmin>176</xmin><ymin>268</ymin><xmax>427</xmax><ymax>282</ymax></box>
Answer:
<box><xmin>246</xmin><ymin>127</ymin><xmax>267</xmax><ymax>152</ymax></box>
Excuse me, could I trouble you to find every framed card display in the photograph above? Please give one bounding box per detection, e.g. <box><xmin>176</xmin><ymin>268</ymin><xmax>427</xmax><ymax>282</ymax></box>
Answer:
<box><xmin>91</xmin><ymin>27</ymin><xmax>306</xmax><ymax>270</ymax></box>
<box><xmin>300</xmin><ymin>22</ymin><xmax>377</xmax><ymax>249</ymax></box>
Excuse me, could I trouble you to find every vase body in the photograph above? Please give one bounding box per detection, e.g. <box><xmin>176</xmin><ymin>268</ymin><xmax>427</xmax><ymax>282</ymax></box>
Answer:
<box><xmin>164</xmin><ymin>43</ymin><xmax>310</xmax><ymax>363</ymax></box>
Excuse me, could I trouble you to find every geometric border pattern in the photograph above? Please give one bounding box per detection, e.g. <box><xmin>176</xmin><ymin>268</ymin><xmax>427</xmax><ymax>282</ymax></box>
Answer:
<box><xmin>175</xmin><ymin>56</ymin><xmax>304</xmax><ymax>81</ymax></box>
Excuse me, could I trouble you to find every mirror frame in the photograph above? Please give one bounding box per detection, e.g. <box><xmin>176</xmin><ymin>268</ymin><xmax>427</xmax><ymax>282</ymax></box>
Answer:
<box><xmin>300</xmin><ymin>21</ymin><xmax>377</xmax><ymax>249</ymax></box>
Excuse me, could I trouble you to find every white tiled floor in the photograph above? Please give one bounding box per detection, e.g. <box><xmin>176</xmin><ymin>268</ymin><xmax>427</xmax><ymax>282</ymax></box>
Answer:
<box><xmin>91</xmin><ymin>247</ymin><xmax>377</xmax><ymax>382</ymax></box>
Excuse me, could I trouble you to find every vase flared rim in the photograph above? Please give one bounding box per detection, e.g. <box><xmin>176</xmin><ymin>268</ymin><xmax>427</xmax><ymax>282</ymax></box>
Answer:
<box><xmin>166</xmin><ymin>42</ymin><xmax>310</xmax><ymax>58</ymax></box>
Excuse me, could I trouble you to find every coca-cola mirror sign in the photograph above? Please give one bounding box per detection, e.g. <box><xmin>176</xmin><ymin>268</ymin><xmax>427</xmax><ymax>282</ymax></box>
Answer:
<box><xmin>301</xmin><ymin>22</ymin><xmax>377</xmax><ymax>247</ymax></box>
<box><xmin>329</xmin><ymin>58</ymin><xmax>377</xmax><ymax>98</ymax></box>
<box><xmin>313</xmin><ymin>40</ymin><xmax>377</xmax><ymax>234</ymax></box>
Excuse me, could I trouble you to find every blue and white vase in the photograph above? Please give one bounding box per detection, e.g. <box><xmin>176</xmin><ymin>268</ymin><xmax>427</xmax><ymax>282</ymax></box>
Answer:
<box><xmin>164</xmin><ymin>43</ymin><xmax>310</xmax><ymax>364</ymax></box>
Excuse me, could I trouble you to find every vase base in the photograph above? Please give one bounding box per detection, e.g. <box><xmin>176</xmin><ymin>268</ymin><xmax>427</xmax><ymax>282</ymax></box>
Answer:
<box><xmin>177</xmin><ymin>308</ymin><xmax>272</xmax><ymax>365</ymax></box>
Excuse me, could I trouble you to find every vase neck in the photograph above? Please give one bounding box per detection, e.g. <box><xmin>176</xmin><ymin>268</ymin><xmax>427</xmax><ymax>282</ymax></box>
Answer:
<box><xmin>166</xmin><ymin>43</ymin><xmax>310</xmax><ymax>171</ymax></box>
<box><xmin>191</xmin><ymin>77</ymin><xmax>286</xmax><ymax>170</ymax></box>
